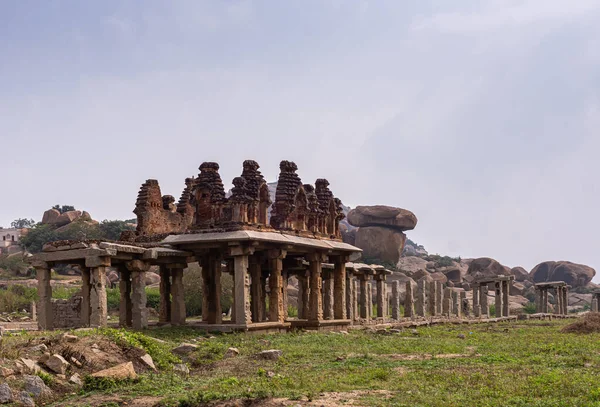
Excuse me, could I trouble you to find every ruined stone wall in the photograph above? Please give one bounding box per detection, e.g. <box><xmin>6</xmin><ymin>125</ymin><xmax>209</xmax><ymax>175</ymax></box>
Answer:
<box><xmin>50</xmin><ymin>296</ymin><xmax>83</xmax><ymax>329</ymax></box>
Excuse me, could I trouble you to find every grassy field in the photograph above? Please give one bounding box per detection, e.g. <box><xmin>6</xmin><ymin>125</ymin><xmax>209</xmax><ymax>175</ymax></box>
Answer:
<box><xmin>18</xmin><ymin>318</ymin><xmax>592</xmax><ymax>407</ymax></box>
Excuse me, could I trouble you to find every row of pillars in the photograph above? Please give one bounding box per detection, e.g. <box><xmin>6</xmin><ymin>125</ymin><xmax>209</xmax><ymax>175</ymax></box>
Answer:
<box><xmin>535</xmin><ymin>286</ymin><xmax>568</xmax><ymax>315</ymax></box>
<box><xmin>472</xmin><ymin>281</ymin><xmax>511</xmax><ymax>317</ymax></box>
<box><xmin>407</xmin><ymin>280</ymin><xmax>465</xmax><ymax>318</ymax></box>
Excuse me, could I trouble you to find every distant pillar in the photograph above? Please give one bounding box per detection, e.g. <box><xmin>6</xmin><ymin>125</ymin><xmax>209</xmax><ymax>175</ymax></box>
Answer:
<box><xmin>562</xmin><ymin>287</ymin><xmax>569</xmax><ymax>315</ymax></box>
<box><xmin>301</xmin><ymin>271</ymin><xmax>310</xmax><ymax>319</ymax></box>
<box><xmin>250</xmin><ymin>258</ymin><xmax>263</xmax><ymax>323</ymax></box>
<box><xmin>130</xmin><ymin>266</ymin><xmax>149</xmax><ymax>330</ymax></box>
<box><xmin>119</xmin><ymin>267</ymin><xmax>133</xmax><ymax>327</ymax></box>
<box><xmin>495</xmin><ymin>281</ymin><xmax>503</xmax><ymax>317</ymax></box>
<box><xmin>201</xmin><ymin>252</ymin><xmax>222</xmax><ymax>324</ymax></box>
<box><xmin>346</xmin><ymin>274</ymin><xmax>354</xmax><ymax>322</ymax></box>
<box><xmin>473</xmin><ymin>284</ymin><xmax>480</xmax><ymax>317</ymax></box>
<box><xmin>367</xmin><ymin>283</ymin><xmax>373</xmax><ymax>321</ymax></box>
<box><xmin>542</xmin><ymin>289</ymin><xmax>549</xmax><ymax>313</ymax></box>
<box><xmin>352</xmin><ymin>279</ymin><xmax>359</xmax><ymax>321</ymax></box>
<box><xmin>233</xmin><ymin>252</ymin><xmax>252</xmax><ymax>326</ymax></box>
<box><xmin>376</xmin><ymin>276</ymin><xmax>386</xmax><ymax>319</ymax></box>
<box><xmin>405</xmin><ymin>281</ymin><xmax>414</xmax><ymax>318</ymax></box>
<box><xmin>87</xmin><ymin>256</ymin><xmax>110</xmax><ymax>328</ymax></box>
<box><xmin>535</xmin><ymin>287</ymin><xmax>542</xmax><ymax>313</ymax></box>
<box><xmin>158</xmin><ymin>265</ymin><xmax>171</xmax><ymax>324</ymax></box>
<box><xmin>81</xmin><ymin>267</ymin><xmax>91</xmax><ymax>327</ymax></box>
<box><xmin>554</xmin><ymin>287</ymin><xmax>562</xmax><ymax>315</ymax></box>
<box><xmin>268</xmin><ymin>249</ymin><xmax>286</xmax><ymax>323</ymax></box>
<box><xmin>34</xmin><ymin>261</ymin><xmax>52</xmax><ymax>331</ymax></box>
<box><xmin>333</xmin><ymin>256</ymin><xmax>348</xmax><ymax>320</ymax></box>
<box><xmin>480</xmin><ymin>284</ymin><xmax>489</xmax><ymax>317</ymax></box>
<box><xmin>323</xmin><ymin>275</ymin><xmax>334</xmax><ymax>320</ymax></box>
<box><xmin>307</xmin><ymin>252</ymin><xmax>325</xmax><ymax>322</ymax></box>
<box><xmin>359</xmin><ymin>276</ymin><xmax>369</xmax><ymax>319</ymax></box>
<box><xmin>453</xmin><ymin>291</ymin><xmax>461</xmax><ymax>318</ymax></box>
<box><xmin>460</xmin><ymin>291</ymin><xmax>468</xmax><ymax>317</ymax></box>
<box><xmin>429</xmin><ymin>280</ymin><xmax>438</xmax><ymax>317</ymax></box>
<box><xmin>502</xmin><ymin>280</ymin><xmax>510</xmax><ymax>317</ymax></box>
<box><xmin>592</xmin><ymin>293</ymin><xmax>599</xmax><ymax>313</ymax></box>
<box><xmin>415</xmin><ymin>280</ymin><xmax>426</xmax><ymax>317</ymax></box>
<box><xmin>391</xmin><ymin>281</ymin><xmax>400</xmax><ymax>320</ymax></box>
<box><xmin>170</xmin><ymin>266</ymin><xmax>186</xmax><ymax>326</ymax></box>
<box><xmin>443</xmin><ymin>288</ymin><xmax>452</xmax><ymax>317</ymax></box>
<box><xmin>436</xmin><ymin>282</ymin><xmax>443</xmax><ymax>315</ymax></box>
<box><xmin>282</xmin><ymin>269</ymin><xmax>289</xmax><ymax>320</ymax></box>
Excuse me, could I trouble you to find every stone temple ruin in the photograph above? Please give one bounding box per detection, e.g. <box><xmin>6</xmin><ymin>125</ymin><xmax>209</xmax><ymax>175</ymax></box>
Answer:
<box><xmin>30</xmin><ymin>160</ymin><xmax>573</xmax><ymax>332</ymax></box>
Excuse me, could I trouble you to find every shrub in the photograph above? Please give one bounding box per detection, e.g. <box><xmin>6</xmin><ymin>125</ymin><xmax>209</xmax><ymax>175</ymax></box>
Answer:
<box><xmin>0</xmin><ymin>285</ymin><xmax>37</xmax><ymax>313</ymax></box>
<box><xmin>146</xmin><ymin>287</ymin><xmax>160</xmax><ymax>311</ymax></box>
<box><xmin>523</xmin><ymin>302</ymin><xmax>537</xmax><ymax>314</ymax></box>
<box><xmin>562</xmin><ymin>313</ymin><xmax>600</xmax><ymax>334</ymax></box>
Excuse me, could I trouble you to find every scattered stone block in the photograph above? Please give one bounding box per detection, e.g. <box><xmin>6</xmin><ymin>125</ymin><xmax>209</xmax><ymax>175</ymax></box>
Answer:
<box><xmin>91</xmin><ymin>362</ymin><xmax>137</xmax><ymax>380</ymax></box>
<box><xmin>19</xmin><ymin>391</ymin><xmax>35</xmax><ymax>407</ymax></box>
<box><xmin>29</xmin><ymin>344</ymin><xmax>48</xmax><ymax>353</ymax></box>
<box><xmin>224</xmin><ymin>347</ymin><xmax>239</xmax><ymax>359</ymax></box>
<box><xmin>172</xmin><ymin>343</ymin><xmax>199</xmax><ymax>355</ymax></box>
<box><xmin>62</xmin><ymin>334</ymin><xmax>78</xmax><ymax>342</ymax></box>
<box><xmin>20</xmin><ymin>359</ymin><xmax>41</xmax><ymax>374</ymax></box>
<box><xmin>257</xmin><ymin>350</ymin><xmax>283</xmax><ymax>360</ymax></box>
<box><xmin>0</xmin><ymin>383</ymin><xmax>12</xmax><ymax>404</ymax></box>
<box><xmin>45</xmin><ymin>354</ymin><xmax>70</xmax><ymax>375</ymax></box>
<box><xmin>70</xmin><ymin>357</ymin><xmax>83</xmax><ymax>368</ymax></box>
<box><xmin>69</xmin><ymin>373</ymin><xmax>83</xmax><ymax>386</ymax></box>
<box><xmin>23</xmin><ymin>375</ymin><xmax>51</xmax><ymax>397</ymax></box>
<box><xmin>140</xmin><ymin>354</ymin><xmax>157</xmax><ymax>371</ymax></box>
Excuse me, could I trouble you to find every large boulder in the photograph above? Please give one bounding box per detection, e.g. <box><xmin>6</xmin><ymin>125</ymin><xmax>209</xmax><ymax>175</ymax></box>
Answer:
<box><xmin>530</xmin><ymin>261</ymin><xmax>595</xmax><ymax>288</ymax></box>
<box><xmin>41</xmin><ymin>208</ymin><xmax>61</xmax><ymax>225</ymax></box>
<box><xmin>53</xmin><ymin>210</ymin><xmax>82</xmax><ymax>227</ymax></box>
<box><xmin>354</xmin><ymin>226</ymin><xmax>406</xmax><ymax>266</ymax></box>
<box><xmin>144</xmin><ymin>272</ymin><xmax>161</xmax><ymax>286</ymax></box>
<box><xmin>396</xmin><ymin>256</ymin><xmax>428</xmax><ymax>276</ymax></box>
<box><xmin>347</xmin><ymin>205</ymin><xmax>417</xmax><ymax>232</ymax></box>
<box><xmin>511</xmin><ymin>267</ymin><xmax>529</xmax><ymax>282</ymax></box>
<box><xmin>466</xmin><ymin>258</ymin><xmax>512</xmax><ymax>280</ymax></box>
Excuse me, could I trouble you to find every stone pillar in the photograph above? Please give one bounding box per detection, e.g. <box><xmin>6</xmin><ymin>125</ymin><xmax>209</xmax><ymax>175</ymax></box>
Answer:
<box><xmin>436</xmin><ymin>282</ymin><xmax>443</xmax><ymax>315</ymax></box>
<box><xmin>429</xmin><ymin>280</ymin><xmax>438</xmax><ymax>316</ymax></box>
<box><xmin>367</xmin><ymin>283</ymin><xmax>373</xmax><ymax>320</ymax></box>
<box><xmin>87</xmin><ymin>256</ymin><xmax>109</xmax><ymax>328</ymax></box>
<box><xmin>460</xmin><ymin>291</ymin><xmax>468</xmax><ymax>317</ymax></box>
<box><xmin>359</xmin><ymin>276</ymin><xmax>369</xmax><ymax>319</ymax></box>
<box><xmin>480</xmin><ymin>284</ymin><xmax>489</xmax><ymax>317</ymax></box>
<box><xmin>131</xmin><ymin>271</ymin><xmax>148</xmax><ymax>330</ymax></box>
<box><xmin>473</xmin><ymin>284</ymin><xmax>480</xmax><ymax>317</ymax></box>
<box><xmin>333</xmin><ymin>257</ymin><xmax>347</xmax><ymax>320</ymax></box>
<box><xmin>307</xmin><ymin>252</ymin><xmax>325</xmax><ymax>322</ymax></box>
<box><xmin>592</xmin><ymin>294</ymin><xmax>599</xmax><ymax>313</ymax></box>
<box><xmin>282</xmin><ymin>269</ymin><xmax>289</xmax><ymax>320</ymax></box>
<box><xmin>158</xmin><ymin>265</ymin><xmax>171</xmax><ymax>324</ymax></box>
<box><xmin>201</xmin><ymin>252</ymin><xmax>222</xmax><ymax>324</ymax></box>
<box><xmin>391</xmin><ymin>281</ymin><xmax>400</xmax><ymax>320</ymax></box>
<box><xmin>268</xmin><ymin>249</ymin><xmax>286</xmax><ymax>323</ymax></box>
<box><xmin>300</xmin><ymin>271</ymin><xmax>310</xmax><ymax>319</ymax></box>
<box><xmin>34</xmin><ymin>262</ymin><xmax>52</xmax><ymax>331</ymax></box>
<box><xmin>443</xmin><ymin>288</ymin><xmax>452</xmax><ymax>316</ymax></box>
<box><xmin>495</xmin><ymin>281</ymin><xmax>503</xmax><ymax>317</ymax></box>
<box><xmin>81</xmin><ymin>267</ymin><xmax>91</xmax><ymax>327</ymax></box>
<box><xmin>554</xmin><ymin>287</ymin><xmax>562</xmax><ymax>315</ymax></box>
<box><xmin>415</xmin><ymin>280</ymin><xmax>426</xmax><ymax>317</ymax></box>
<box><xmin>542</xmin><ymin>289</ymin><xmax>548</xmax><ymax>313</ymax></box>
<box><xmin>250</xmin><ymin>258</ymin><xmax>263</xmax><ymax>323</ymax></box>
<box><xmin>405</xmin><ymin>281</ymin><xmax>414</xmax><ymax>318</ymax></box>
<box><xmin>376</xmin><ymin>276</ymin><xmax>386</xmax><ymax>319</ymax></box>
<box><xmin>352</xmin><ymin>280</ymin><xmax>359</xmax><ymax>321</ymax></box>
<box><xmin>119</xmin><ymin>268</ymin><xmax>132</xmax><ymax>327</ymax></box>
<box><xmin>323</xmin><ymin>275</ymin><xmax>334</xmax><ymax>320</ymax></box>
<box><xmin>502</xmin><ymin>280</ymin><xmax>510</xmax><ymax>317</ymax></box>
<box><xmin>562</xmin><ymin>287</ymin><xmax>568</xmax><ymax>315</ymax></box>
<box><xmin>233</xmin><ymin>253</ymin><xmax>252</xmax><ymax>326</ymax></box>
<box><xmin>170</xmin><ymin>267</ymin><xmax>186</xmax><ymax>325</ymax></box>
<box><xmin>346</xmin><ymin>274</ymin><xmax>354</xmax><ymax>321</ymax></box>
<box><xmin>453</xmin><ymin>291</ymin><xmax>461</xmax><ymax>317</ymax></box>
<box><xmin>535</xmin><ymin>288</ymin><xmax>542</xmax><ymax>313</ymax></box>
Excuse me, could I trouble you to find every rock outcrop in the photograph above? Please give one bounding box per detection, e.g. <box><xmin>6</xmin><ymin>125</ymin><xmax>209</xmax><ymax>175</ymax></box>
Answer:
<box><xmin>348</xmin><ymin>205</ymin><xmax>417</xmax><ymax>266</ymax></box>
<box><xmin>465</xmin><ymin>258</ymin><xmax>512</xmax><ymax>281</ymax></box>
<box><xmin>530</xmin><ymin>261</ymin><xmax>595</xmax><ymax>288</ymax></box>
<box><xmin>511</xmin><ymin>267</ymin><xmax>529</xmax><ymax>282</ymax></box>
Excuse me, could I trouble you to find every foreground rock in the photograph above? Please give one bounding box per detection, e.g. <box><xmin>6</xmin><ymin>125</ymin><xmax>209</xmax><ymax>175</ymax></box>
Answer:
<box><xmin>530</xmin><ymin>261</ymin><xmax>595</xmax><ymax>288</ymax></box>
<box><xmin>45</xmin><ymin>354</ymin><xmax>70</xmax><ymax>374</ymax></box>
<box><xmin>172</xmin><ymin>343</ymin><xmax>199</xmax><ymax>355</ymax></box>
<box><xmin>24</xmin><ymin>375</ymin><xmax>51</xmax><ymax>397</ymax></box>
<box><xmin>91</xmin><ymin>362</ymin><xmax>137</xmax><ymax>380</ymax></box>
<box><xmin>257</xmin><ymin>350</ymin><xmax>283</xmax><ymax>360</ymax></box>
<box><xmin>0</xmin><ymin>384</ymin><xmax>12</xmax><ymax>403</ymax></box>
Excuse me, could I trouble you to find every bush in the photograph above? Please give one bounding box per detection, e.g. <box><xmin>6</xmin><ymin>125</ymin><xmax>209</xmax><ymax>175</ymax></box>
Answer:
<box><xmin>182</xmin><ymin>263</ymin><xmax>233</xmax><ymax>317</ymax></box>
<box><xmin>0</xmin><ymin>255</ymin><xmax>31</xmax><ymax>276</ymax></box>
<box><xmin>523</xmin><ymin>302</ymin><xmax>537</xmax><ymax>314</ymax></box>
<box><xmin>0</xmin><ymin>285</ymin><xmax>37</xmax><ymax>313</ymax></box>
<box><xmin>146</xmin><ymin>287</ymin><xmax>160</xmax><ymax>311</ymax></box>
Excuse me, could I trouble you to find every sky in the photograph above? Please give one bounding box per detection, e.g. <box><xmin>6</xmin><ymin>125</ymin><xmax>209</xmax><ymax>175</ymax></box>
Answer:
<box><xmin>1</xmin><ymin>0</ymin><xmax>599</xmax><ymax>278</ymax></box>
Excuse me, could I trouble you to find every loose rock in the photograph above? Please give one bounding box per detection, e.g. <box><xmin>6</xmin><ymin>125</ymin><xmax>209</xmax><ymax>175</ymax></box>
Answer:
<box><xmin>173</xmin><ymin>363</ymin><xmax>189</xmax><ymax>376</ymax></box>
<box><xmin>0</xmin><ymin>367</ymin><xmax>14</xmax><ymax>378</ymax></box>
<box><xmin>24</xmin><ymin>375</ymin><xmax>51</xmax><ymax>397</ymax></box>
<box><xmin>20</xmin><ymin>359</ymin><xmax>41</xmax><ymax>374</ymax></box>
<box><xmin>29</xmin><ymin>344</ymin><xmax>48</xmax><ymax>353</ymax></box>
<box><xmin>19</xmin><ymin>392</ymin><xmax>35</xmax><ymax>407</ymax></box>
<box><xmin>172</xmin><ymin>343</ymin><xmax>199</xmax><ymax>355</ymax></box>
<box><xmin>69</xmin><ymin>373</ymin><xmax>83</xmax><ymax>386</ymax></box>
<box><xmin>0</xmin><ymin>384</ymin><xmax>12</xmax><ymax>404</ymax></box>
<box><xmin>139</xmin><ymin>354</ymin><xmax>157</xmax><ymax>371</ymax></box>
<box><xmin>257</xmin><ymin>350</ymin><xmax>283</xmax><ymax>360</ymax></box>
<box><xmin>91</xmin><ymin>362</ymin><xmax>137</xmax><ymax>380</ymax></box>
<box><xmin>224</xmin><ymin>347</ymin><xmax>239</xmax><ymax>359</ymax></box>
<box><xmin>45</xmin><ymin>354</ymin><xmax>70</xmax><ymax>375</ymax></box>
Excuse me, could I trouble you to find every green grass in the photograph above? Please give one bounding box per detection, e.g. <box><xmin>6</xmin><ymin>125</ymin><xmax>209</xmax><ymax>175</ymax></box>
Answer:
<box><xmin>36</xmin><ymin>319</ymin><xmax>600</xmax><ymax>406</ymax></box>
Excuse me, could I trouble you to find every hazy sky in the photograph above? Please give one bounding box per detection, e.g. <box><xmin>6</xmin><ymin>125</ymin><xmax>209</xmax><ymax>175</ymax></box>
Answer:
<box><xmin>2</xmin><ymin>1</ymin><xmax>599</xmax><ymax>277</ymax></box>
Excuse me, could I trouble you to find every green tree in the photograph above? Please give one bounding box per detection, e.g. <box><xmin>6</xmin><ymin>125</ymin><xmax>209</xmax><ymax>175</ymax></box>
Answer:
<box><xmin>98</xmin><ymin>220</ymin><xmax>135</xmax><ymax>241</ymax></box>
<box><xmin>19</xmin><ymin>224</ymin><xmax>58</xmax><ymax>253</ymax></box>
<box><xmin>52</xmin><ymin>205</ymin><xmax>76</xmax><ymax>214</ymax></box>
<box><xmin>10</xmin><ymin>218</ymin><xmax>36</xmax><ymax>229</ymax></box>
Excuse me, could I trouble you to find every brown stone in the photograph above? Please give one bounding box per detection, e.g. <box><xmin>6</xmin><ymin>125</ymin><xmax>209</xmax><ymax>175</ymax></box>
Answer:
<box><xmin>354</xmin><ymin>227</ymin><xmax>406</xmax><ymax>266</ymax></box>
<box><xmin>347</xmin><ymin>205</ymin><xmax>417</xmax><ymax>232</ymax></box>
<box><xmin>91</xmin><ymin>362</ymin><xmax>137</xmax><ymax>380</ymax></box>
<box><xmin>530</xmin><ymin>261</ymin><xmax>595</xmax><ymax>288</ymax></box>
